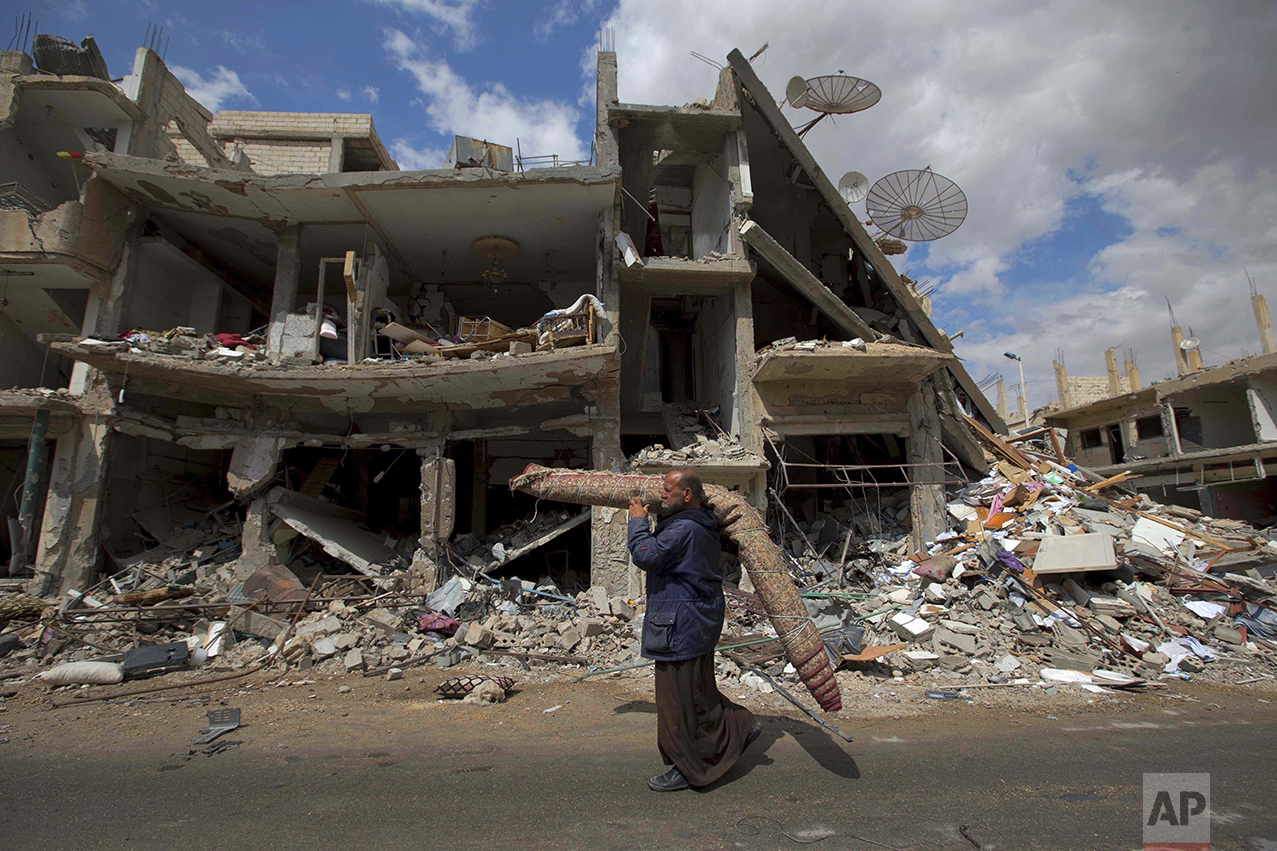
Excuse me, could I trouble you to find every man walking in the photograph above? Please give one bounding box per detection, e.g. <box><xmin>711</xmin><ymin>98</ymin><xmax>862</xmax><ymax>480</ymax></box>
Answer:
<box><xmin>628</xmin><ymin>469</ymin><xmax>761</xmax><ymax>792</ymax></box>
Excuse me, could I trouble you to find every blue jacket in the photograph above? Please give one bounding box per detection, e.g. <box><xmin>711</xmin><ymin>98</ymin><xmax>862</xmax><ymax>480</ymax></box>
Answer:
<box><xmin>627</xmin><ymin>507</ymin><xmax>725</xmax><ymax>661</ymax></box>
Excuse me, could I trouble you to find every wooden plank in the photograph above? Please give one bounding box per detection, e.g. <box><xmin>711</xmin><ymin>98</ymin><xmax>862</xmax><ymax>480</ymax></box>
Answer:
<box><xmin>1133</xmin><ymin>511</ymin><xmax>1241</xmax><ymax>552</ymax></box>
<box><xmin>962</xmin><ymin>413</ymin><xmax>1034</xmax><ymax>469</ymax></box>
<box><xmin>1082</xmin><ymin>471</ymin><xmax>1140</xmax><ymax>492</ymax></box>
<box><xmin>738</xmin><ymin>220</ymin><xmax>876</xmax><ymax>341</ymax></box>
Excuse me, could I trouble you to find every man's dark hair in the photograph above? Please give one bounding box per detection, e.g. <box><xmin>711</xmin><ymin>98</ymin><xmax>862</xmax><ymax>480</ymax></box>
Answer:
<box><xmin>674</xmin><ymin>469</ymin><xmax>706</xmax><ymax>504</ymax></box>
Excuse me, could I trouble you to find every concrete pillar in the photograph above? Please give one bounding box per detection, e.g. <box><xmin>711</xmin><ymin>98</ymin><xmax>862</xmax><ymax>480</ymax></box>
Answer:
<box><xmin>238</xmin><ymin>496</ymin><xmax>275</xmax><ymax>575</ymax></box>
<box><xmin>1170</xmin><ymin>326</ymin><xmax>1190</xmax><ymax>376</ymax></box>
<box><xmin>734</xmin><ymin>279</ymin><xmax>760</xmax><ymax>454</ymax></box>
<box><xmin>1125</xmin><ymin>358</ymin><xmax>1142</xmax><ymax>391</ymax></box>
<box><xmin>327</xmin><ymin>137</ymin><xmax>344</xmax><ymax>174</ymax></box>
<box><xmin>32</xmin><ymin>396</ymin><xmax>114</xmax><ymax>597</ymax></box>
<box><xmin>267</xmin><ymin>224</ymin><xmax>303</xmax><ymax>361</ymax></box>
<box><xmin>414</xmin><ymin>444</ymin><xmax>455</xmax><ymax>594</ymax></box>
<box><xmin>1185</xmin><ymin>339</ymin><xmax>1204</xmax><ymax>372</ymax></box>
<box><xmin>1053</xmin><ymin>360</ymin><xmax>1069</xmax><ymax>410</ymax></box>
<box><xmin>72</xmin><ymin>219</ymin><xmax>141</xmax><ymax>394</ymax></box>
<box><xmin>1017</xmin><ymin>394</ymin><xmax>1027</xmax><ymax>424</ymax></box>
<box><xmin>594</xmin><ymin>51</ymin><xmax>619</xmax><ymax>168</ymax></box>
<box><xmin>906</xmin><ymin>379</ymin><xmax>947</xmax><ymax>553</ymax></box>
<box><xmin>1253</xmin><ymin>293</ymin><xmax>1276</xmax><ymax>355</ymax></box>
<box><xmin>588</xmin><ymin>380</ymin><xmax>632</xmax><ymax>596</ymax></box>
<box><xmin>996</xmin><ymin>379</ymin><xmax>1008</xmax><ymax>420</ymax></box>
<box><xmin>1104</xmin><ymin>348</ymin><xmax>1121</xmax><ymax>397</ymax></box>
<box><xmin>470</xmin><ymin>440</ymin><xmax>487</xmax><ymax>536</ymax></box>
<box><xmin>9</xmin><ymin>409</ymin><xmax>49</xmax><ymax>575</ymax></box>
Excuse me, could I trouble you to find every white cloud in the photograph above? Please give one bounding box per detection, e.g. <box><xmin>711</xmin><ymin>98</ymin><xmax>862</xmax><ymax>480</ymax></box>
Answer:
<box><xmin>171</xmin><ymin>65</ymin><xmax>255</xmax><ymax>113</ymax></box>
<box><xmin>384</xmin><ymin>28</ymin><xmax>587</xmax><ymax>161</ymax></box>
<box><xmin>535</xmin><ymin>0</ymin><xmax>601</xmax><ymax>42</ymax></box>
<box><xmin>591</xmin><ymin>0</ymin><xmax>1277</xmax><ymax>409</ymax></box>
<box><xmin>336</xmin><ymin>87</ymin><xmax>352</xmax><ymax>101</ymax></box>
<box><xmin>367</xmin><ymin>0</ymin><xmax>481</xmax><ymax>50</ymax></box>
<box><xmin>390</xmin><ymin>140</ymin><xmax>447</xmax><ymax>170</ymax></box>
<box><xmin>363</xmin><ymin>85</ymin><xmax>380</xmax><ymax>104</ymax></box>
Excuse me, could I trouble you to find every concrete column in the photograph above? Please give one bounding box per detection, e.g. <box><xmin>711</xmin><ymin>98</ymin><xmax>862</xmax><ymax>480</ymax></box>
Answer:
<box><xmin>9</xmin><ymin>409</ymin><xmax>49</xmax><ymax>575</ymax></box>
<box><xmin>1125</xmin><ymin>358</ymin><xmax>1142</xmax><ymax>391</ymax></box>
<box><xmin>72</xmin><ymin>219</ymin><xmax>141</xmax><ymax>394</ymax></box>
<box><xmin>733</xmin><ymin>278</ymin><xmax>761</xmax><ymax>454</ymax></box>
<box><xmin>594</xmin><ymin>51</ymin><xmax>619</xmax><ymax>168</ymax></box>
<box><xmin>32</xmin><ymin>393</ymin><xmax>114</xmax><ymax>597</ymax></box>
<box><xmin>996</xmin><ymin>379</ymin><xmax>1008</xmax><ymax>420</ymax></box>
<box><xmin>1053</xmin><ymin>360</ymin><xmax>1069</xmax><ymax>410</ymax></box>
<box><xmin>597</xmin><ymin>208</ymin><xmax>620</xmax><ymax>346</ymax></box>
<box><xmin>1253</xmin><ymin>293</ymin><xmax>1276</xmax><ymax>355</ymax></box>
<box><xmin>470</xmin><ymin>440</ymin><xmax>487</xmax><ymax>536</ymax></box>
<box><xmin>588</xmin><ymin>380</ymin><xmax>632</xmax><ymax>596</ymax></box>
<box><xmin>1170</xmin><ymin>326</ymin><xmax>1190</xmax><ymax>376</ymax></box>
<box><xmin>238</xmin><ymin>496</ymin><xmax>275</xmax><ymax>575</ymax></box>
<box><xmin>267</xmin><ymin>224</ymin><xmax>303</xmax><ymax>361</ymax></box>
<box><xmin>906</xmin><ymin>379</ymin><xmax>947</xmax><ymax>553</ymax></box>
<box><xmin>327</xmin><ymin>137</ymin><xmax>344</xmax><ymax>174</ymax></box>
<box><xmin>1104</xmin><ymin>348</ymin><xmax>1121</xmax><ymax>397</ymax></box>
<box><xmin>412</xmin><ymin>440</ymin><xmax>454</xmax><ymax>593</ymax></box>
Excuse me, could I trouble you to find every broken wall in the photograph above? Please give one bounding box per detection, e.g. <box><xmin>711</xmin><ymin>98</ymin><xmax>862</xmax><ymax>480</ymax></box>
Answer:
<box><xmin>1172</xmin><ymin>385</ymin><xmax>1256</xmax><ymax>450</ymax></box>
<box><xmin>690</xmin><ymin>150</ymin><xmax>731</xmax><ymax>258</ymax></box>
<box><xmin>697</xmin><ymin>292</ymin><xmax>739</xmax><ymax>434</ymax></box>
<box><xmin>1247</xmin><ymin>373</ymin><xmax>1277</xmax><ymax>442</ymax></box>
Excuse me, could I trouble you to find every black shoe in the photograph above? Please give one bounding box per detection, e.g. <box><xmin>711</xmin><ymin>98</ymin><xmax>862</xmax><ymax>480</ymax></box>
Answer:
<box><xmin>648</xmin><ymin>765</ymin><xmax>689</xmax><ymax>792</ymax></box>
<box><xmin>743</xmin><ymin>720</ymin><xmax>763</xmax><ymax>753</ymax></box>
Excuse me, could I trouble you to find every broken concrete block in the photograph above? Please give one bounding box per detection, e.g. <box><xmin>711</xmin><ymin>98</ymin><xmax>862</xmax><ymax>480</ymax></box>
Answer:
<box><xmin>556</xmin><ymin>621</ymin><xmax>576</xmax><ymax>636</ymax></box>
<box><xmin>312</xmin><ymin>636</ymin><xmax>338</xmax><ymax>661</ymax></box>
<box><xmin>385</xmin><ymin>667</ymin><xmax>404</xmax><ymax>681</ymax></box>
<box><xmin>509</xmin><ymin>341</ymin><xmax>532</xmax><ymax>355</ymax></box>
<box><xmin>588</xmin><ymin>585</ymin><xmax>611</xmax><ymax>614</ymax></box>
<box><xmin>1179</xmin><ymin>656</ymin><xmax>1205</xmax><ymax>673</ymax></box>
<box><xmin>995</xmin><ymin>654</ymin><xmax>1022</xmax><ymax>673</ymax></box>
<box><xmin>579</xmin><ymin>619</ymin><xmax>604</xmax><ymax>638</ymax></box>
<box><xmin>923</xmin><ymin>584</ymin><xmax>949</xmax><ymax>604</ymax></box>
<box><xmin>296</xmin><ymin>616</ymin><xmax>342</xmax><ymax>639</ymax></box>
<box><xmin>464</xmin><ymin>622</ymin><xmax>494</xmax><ymax>649</ymax></box>
<box><xmin>939</xmin><ymin>619</ymin><xmax>980</xmax><ymax>636</ymax></box>
<box><xmin>333</xmin><ymin>632</ymin><xmax>360</xmax><ymax>651</ymax></box>
<box><xmin>1214</xmin><ymin>625</ymin><xmax>1244</xmax><ymax>645</ymax></box>
<box><xmin>344</xmin><ymin>648</ymin><xmax>365</xmax><ymax>672</ymax></box>
<box><xmin>888</xmin><ymin>612</ymin><xmax>934</xmax><ymax>642</ymax></box>
<box><xmin>974</xmin><ymin>588</ymin><xmax>999</xmax><ymax>611</ymax></box>
<box><xmin>362</xmin><ymin>608</ymin><xmax>402</xmax><ymax>634</ymax></box>
<box><xmin>228</xmin><ymin>606</ymin><xmax>287</xmax><ymax>639</ymax></box>
<box><xmin>557</xmin><ymin>628</ymin><xmax>581</xmax><ymax>651</ymax></box>
<box><xmin>436</xmin><ymin>648</ymin><xmax>465</xmax><ymax>669</ymax></box>
<box><xmin>610</xmin><ymin>598</ymin><xmax>636</xmax><ymax>621</ymax></box>
<box><xmin>936</xmin><ymin>628</ymin><xmax>977</xmax><ymax>656</ymax></box>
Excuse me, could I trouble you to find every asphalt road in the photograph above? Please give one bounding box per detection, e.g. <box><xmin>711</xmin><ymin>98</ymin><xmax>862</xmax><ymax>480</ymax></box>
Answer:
<box><xmin>2</xmin><ymin>679</ymin><xmax>1275</xmax><ymax>850</ymax></box>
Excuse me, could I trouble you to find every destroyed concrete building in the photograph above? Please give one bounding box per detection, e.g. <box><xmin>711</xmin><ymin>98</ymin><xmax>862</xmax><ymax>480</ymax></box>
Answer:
<box><xmin>1044</xmin><ymin>303</ymin><xmax>1277</xmax><ymax>526</ymax></box>
<box><xmin>1</xmin><ymin>38</ymin><xmax>1006</xmax><ymax>604</ymax></box>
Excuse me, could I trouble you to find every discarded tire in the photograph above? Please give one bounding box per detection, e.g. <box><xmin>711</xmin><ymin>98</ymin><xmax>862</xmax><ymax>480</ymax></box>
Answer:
<box><xmin>510</xmin><ymin>464</ymin><xmax>842</xmax><ymax>712</ymax></box>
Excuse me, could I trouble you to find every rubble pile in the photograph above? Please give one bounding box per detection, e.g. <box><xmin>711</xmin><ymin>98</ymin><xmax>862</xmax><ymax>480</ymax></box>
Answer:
<box><xmin>111</xmin><ymin>327</ymin><xmax>267</xmax><ymax>363</ymax></box>
<box><xmin>753</xmin><ymin>428</ymin><xmax>1277</xmax><ymax>696</ymax></box>
<box><xmin>2</xmin><ymin>420</ymin><xmax>1274</xmax><ymax>707</ymax></box>
<box><xmin>628</xmin><ymin>407</ymin><xmax>761</xmax><ymax>466</ymax></box>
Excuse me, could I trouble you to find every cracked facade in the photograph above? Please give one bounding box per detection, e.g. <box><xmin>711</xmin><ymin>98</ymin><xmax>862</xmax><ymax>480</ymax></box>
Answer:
<box><xmin>1</xmin><ymin>41</ymin><xmax>1008</xmax><ymax>600</ymax></box>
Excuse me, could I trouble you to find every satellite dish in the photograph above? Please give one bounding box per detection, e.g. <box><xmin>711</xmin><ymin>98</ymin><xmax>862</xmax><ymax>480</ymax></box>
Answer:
<box><xmin>802</xmin><ymin>74</ymin><xmax>881</xmax><ymax>115</ymax></box>
<box><xmin>837</xmin><ymin>171</ymin><xmax>868</xmax><ymax>204</ymax></box>
<box><xmin>1180</xmin><ymin>338</ymin><xmax>1200</xmax><ymax>351</ymax></box>
<box><xmin>865</xmin><ymin>168</ymin><xmax>968</xmax><ymax>241</ymax></box>
<box><xmin>785</xmin><ymin>76</ymin><xmax>810</xmax><ymax>109</ymax></box>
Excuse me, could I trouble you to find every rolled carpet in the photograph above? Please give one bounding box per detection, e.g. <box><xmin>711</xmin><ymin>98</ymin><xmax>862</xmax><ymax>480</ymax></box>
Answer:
<box><xmin>510</xmin><ymin>464</ymin><xmax>841</xmax><ymax>712</ymax></box>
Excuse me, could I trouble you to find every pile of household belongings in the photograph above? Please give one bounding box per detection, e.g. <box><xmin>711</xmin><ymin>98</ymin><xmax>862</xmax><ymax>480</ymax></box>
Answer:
<box><xmin>378</xmin><ymin>296</ymin><xmax>603</xmax><ymax>361</ymax></box>
<box><xmin>771</xmin><ymin>417</ymin><xmax>1277</xmax><ymax>692</ymax></box>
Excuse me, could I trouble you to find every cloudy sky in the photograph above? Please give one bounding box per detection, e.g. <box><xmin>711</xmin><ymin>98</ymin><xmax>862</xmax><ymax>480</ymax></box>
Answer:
<box><xmin>33</xmin><ymin>1</ymin><xmax>1277</xmax><ymax>410</ymax></box>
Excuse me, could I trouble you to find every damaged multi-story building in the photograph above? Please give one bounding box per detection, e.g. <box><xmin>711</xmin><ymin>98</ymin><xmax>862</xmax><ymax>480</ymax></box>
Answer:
<box><xmin>1</xmin><ymin>35</ymin><xmax>1006</xmax><ymax>603</ymax></box>
<box><xmin>1044</xmin><ymin>300</ymin><xmax>1277</xmax><ymax>526</ymax></box>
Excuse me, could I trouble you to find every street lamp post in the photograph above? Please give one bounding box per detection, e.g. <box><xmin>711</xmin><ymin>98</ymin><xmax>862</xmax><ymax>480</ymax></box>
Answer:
<box><xmin>1003</xmin><ymin>351</ymin><xmax>1026</xmax><ymax>426</ymax></box>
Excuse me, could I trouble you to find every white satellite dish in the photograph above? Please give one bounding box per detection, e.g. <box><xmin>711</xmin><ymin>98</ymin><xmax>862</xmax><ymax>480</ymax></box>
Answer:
<box><xmin>785</xmin><ymin>75</ymin><xmax>810</xmax><ymax>109</ymax></box>
<box><xmin>838</xmin><ymin>170</ymin><xmax>868</xmax><ymax>204</ymax></box>
<box><xmin>1180</xmin><ymin>338</ymin><xmax>1200</xmax><ymax>351</ymax></box>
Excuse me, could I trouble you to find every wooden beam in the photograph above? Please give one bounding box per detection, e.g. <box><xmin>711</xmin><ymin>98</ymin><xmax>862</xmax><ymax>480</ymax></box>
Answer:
<box><xmin>738</xmin><ymin>220</ymin><xmax>876</xmax><ymax>341</ymax></box>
